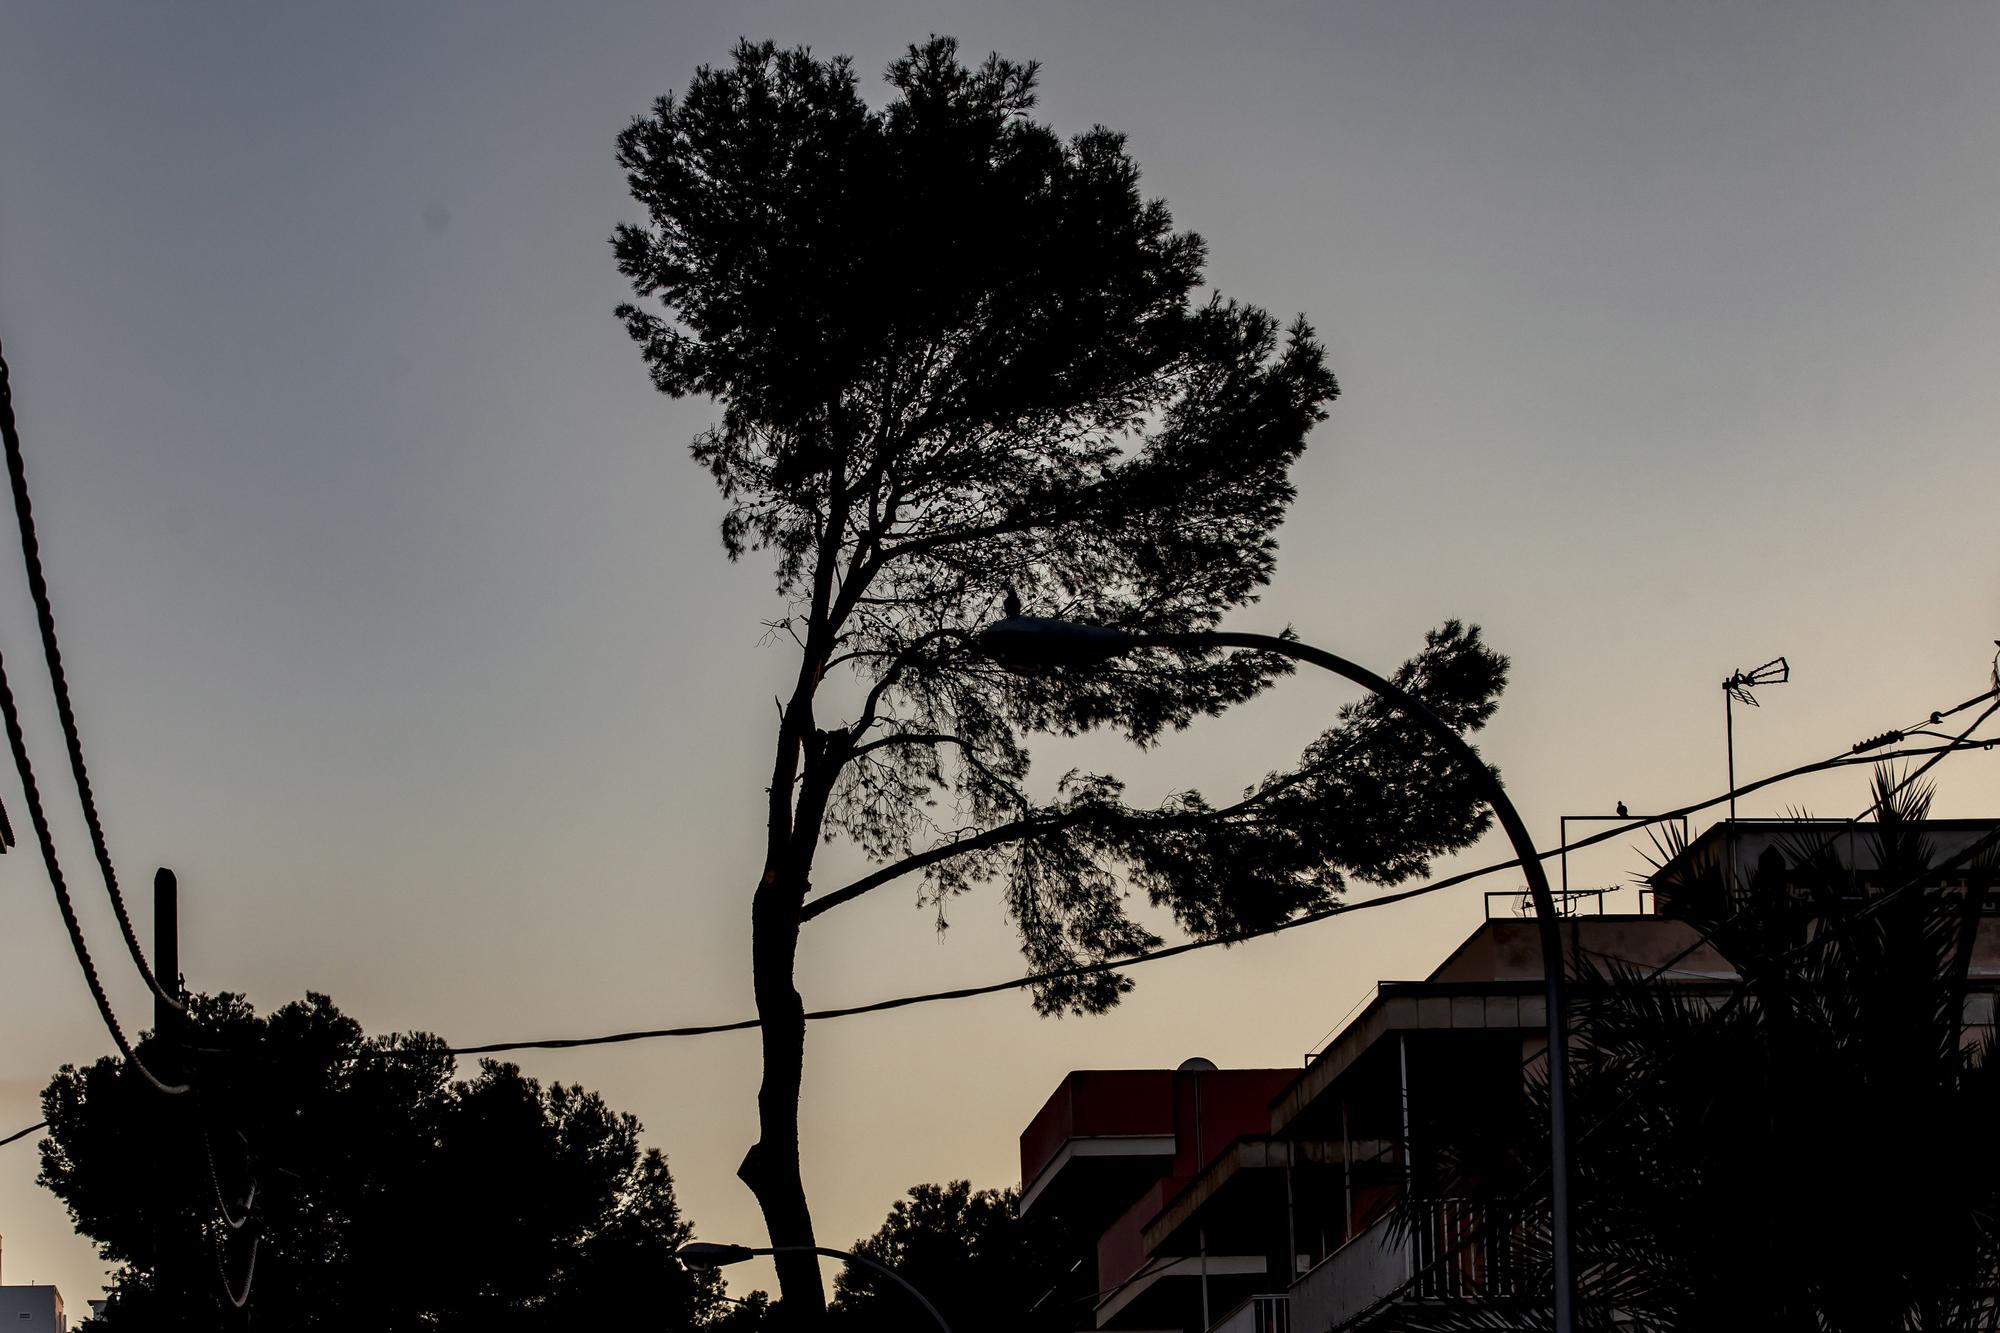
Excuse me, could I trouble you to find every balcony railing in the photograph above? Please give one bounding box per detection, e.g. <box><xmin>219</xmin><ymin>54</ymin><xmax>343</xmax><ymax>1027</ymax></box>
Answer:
<box><xmin>1410</xmin><ymin>1197</ymin><xmax>1528</xmax><ymax>1301</ymax></box>
<box><xmin>1483</xmin><ymin>886</ymin><xmax>1612</xmax><ymax>918</ymax></box>
<box><xmin>1290</xmin><ymin>1197</ymin><xmax>1530</xmax><ymax>1329</ymax></box>
<box><xmin>1207</xmin><ymin>1293</ymin><xmax>1289</xmax><ymax>1333</ymax></box>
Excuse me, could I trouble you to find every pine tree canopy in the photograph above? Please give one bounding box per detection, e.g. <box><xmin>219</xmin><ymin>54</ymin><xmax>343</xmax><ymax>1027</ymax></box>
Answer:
<box><xmin>614</xmin><ymin>36</ymin><xmax>1506</xmax><ymax>1013</ymax></box>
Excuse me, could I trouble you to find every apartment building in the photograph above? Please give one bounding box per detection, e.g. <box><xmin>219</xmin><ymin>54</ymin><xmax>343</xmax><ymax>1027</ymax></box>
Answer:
<box><xmin>0</xmin><ymin>1239</ymin><xmax>68</xmax><ymax>1333</ymax></box>
<box><xmin>1019</xmin><ymin>819</ymin><xmax>2000</xmax><ymax>1333</ymax></box>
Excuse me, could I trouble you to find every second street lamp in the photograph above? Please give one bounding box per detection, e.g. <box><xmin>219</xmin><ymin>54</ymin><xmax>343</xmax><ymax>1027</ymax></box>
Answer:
<box><xmin>678</xmin><ymin>1241</ymin><xmax>955</xmax><ymax>1333</ymax></box>
<box><xmin>979</xmin><ymin>615</ymin><xmax>1578</xmax><ymax>1333</ymax></box>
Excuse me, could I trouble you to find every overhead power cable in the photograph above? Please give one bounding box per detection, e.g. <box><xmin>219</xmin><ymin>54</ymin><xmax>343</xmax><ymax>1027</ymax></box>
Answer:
<box><xmin>1</xmin><ymin>340</ymin><xmax>259</xmax><ymax>1313</ymax></box>
<box><xmin>1594</xmin><ymin>691</ymin><xmax>2000</xmax><ymax>999</ymax></box>
<box><xmin>0</xmin><ymin>1119</ymin><xmax>45</xmax><ymax>1147</ymax></box>
<box><xmin>0</xmin><ymin>646</ymin><xmax>184</xmax><ymax>1094</ymax></box>
<box><xmin>197</xmin><ymin>1091</ymin><xmax>256</xmax><ymax>1231</ymax></box>
<box><xmin>216</xmin><ymin>1233</ymin><xmax>259</xmax><ymax>1311</ymax></box>
<box><xmin>0</xmin><ymin>337</ymin><xmax>175</xmax><ymax>1008</ymax></box>
<box><xmin>1331</xmin><ymin>860</ymin><xmax>2000</xmax><ymax>1330</ymax></box>
<box><xmin>1333</xmin><ymin>696</ymin><xmax>2000</xmax><ymax>1328</ymax></box>
<box><xmin>442</xmin><ymin>703</ymin><xmax>1997</xmax><ymax>1058</ymax></box>
<box><xmin>9</xmin><ymin>686</ymin><xmax>1995</xmax><ymax>1242</ymax></box>
<box><xmin>1524</xmin><ymin>689</ymin><xmax>2000</xmax><ymax>1088</ymax></box>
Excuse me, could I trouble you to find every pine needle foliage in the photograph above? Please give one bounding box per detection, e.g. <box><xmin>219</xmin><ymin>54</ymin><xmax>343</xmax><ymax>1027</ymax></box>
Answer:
<box><xmin>615</xmin><ymin>33</ymin><xmax>1507</xmax><ymax>1014</ymax></box>
<box><xmin>614</xmin><ymin>36</ymin><xmax>1510</xmax><ymax>1319</ymax></box>
<box><xmin>40</xmin><ymin>993</ymin><xmax>731</xmax><ymax>1331</ymax></box>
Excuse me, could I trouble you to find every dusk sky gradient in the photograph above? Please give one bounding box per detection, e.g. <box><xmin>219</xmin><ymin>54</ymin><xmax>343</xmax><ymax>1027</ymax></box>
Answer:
<box><xmin>3</xmin><ymin>1</ymin><xmax>1998</xmax><ymax>1305</ymax></box>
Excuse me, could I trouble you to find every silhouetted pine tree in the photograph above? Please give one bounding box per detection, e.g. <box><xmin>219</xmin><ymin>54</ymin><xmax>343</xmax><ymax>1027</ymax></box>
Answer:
<box><xmin>41</xmin><ymin>993</ymin><xmax>736</xmax><ymax>1331</ymax></box>
<box><xmin>825</xmin><ymin>1181</ymin><xmax>1074</xmax><ymax>1333</ymax></box>
<box><xmin>615</xmin><ymin>37</ymin><xmax>1508</xmax><ymax>1322</ymax></box>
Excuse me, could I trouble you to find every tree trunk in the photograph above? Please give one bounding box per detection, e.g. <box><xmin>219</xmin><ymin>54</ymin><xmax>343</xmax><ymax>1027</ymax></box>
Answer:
<box><xmin>740</xmin><ymin>869</ymin><xmax>824</xmax><ymax>1326</ymax></box>
<box><xmin>738</xmin><ymin>509</ymin><xmax>848</xmax><ymax>1328</ymax></box>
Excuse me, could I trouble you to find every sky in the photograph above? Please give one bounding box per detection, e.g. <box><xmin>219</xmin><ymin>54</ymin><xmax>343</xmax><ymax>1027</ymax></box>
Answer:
<box><xmin>2</xmin><ymin>0</ymin><xmax>1998</xmax><ymax>1308</ymax></box>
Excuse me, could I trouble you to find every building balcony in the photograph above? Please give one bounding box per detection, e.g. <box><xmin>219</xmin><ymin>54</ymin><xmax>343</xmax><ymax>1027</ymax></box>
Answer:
<box><xmin>1288</xmin><ymin>1208</ymin><xmax>1407</xmax><ymax>1333</ymax></box>
<box><xmin>1288</xmin><ymin>1198</ymin><xmax>1526</xmax><ymax>1332</ymax></box>
<box><xmin>1020</xmin><ymin>1070</ymin><xmax>1179</xmax><ymax>1228</ymax></box>
<box><xmin>1094</xmin><ymin>1180</ymin><xmax>1272</xmax><ymax>1329</ymax></box>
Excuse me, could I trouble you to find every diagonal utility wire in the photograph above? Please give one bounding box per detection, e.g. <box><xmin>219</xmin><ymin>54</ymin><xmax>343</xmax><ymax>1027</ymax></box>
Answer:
<box><xmin>1594</xmin><ymin>691</ymin><xmax>2000</xmax><ymax>1002</ymax></box>
<box><xmin>1331</xmin><ymin>697</ymin><xmax>2000</xmax><ymax>1328</ymax></box>
<box><xmin>0</xmin><ymin>336</ymin><xmax>176</xmax><ymax>1008</ymax></box>
<box><xmin>215</xmin><ymin>1232</ymin><xmax>259</xmax><ymax>1311</ymax></box>
<box><xmin>442</xmin><ymin>709</ymin><xmax>1998</xmax><ymax>1058</ymax></box>
<box><xmin>0</xmin><ymin>644</ymin><xmax>184</xmax><ymax>1094</ymax></box>
<box><xmin>5</xmin><ymin>688</ymin><xmax>1994</xmax><ymax>1141</ymax></box>
<box><xmin>198</xmin><ymin>1091</ymin><xmax>261</xmax><ymax>1310</ymax></box>
<box><xmin>0</xmin><ymin>1120</ymin><xmax>45</xmax><ymax>1147</ymax></box>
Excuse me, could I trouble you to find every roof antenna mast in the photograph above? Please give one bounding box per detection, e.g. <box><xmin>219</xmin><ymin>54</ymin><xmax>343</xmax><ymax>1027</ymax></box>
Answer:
<box><xmin>1723</xmin><ymin>656</ymin><xmax>1789</xmax><ymax>821</ymax></box>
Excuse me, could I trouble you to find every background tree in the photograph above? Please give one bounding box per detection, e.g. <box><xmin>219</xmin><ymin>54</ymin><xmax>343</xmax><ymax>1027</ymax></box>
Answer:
<box><xmin>825</xmin><ymin>1181</ymin><xmax>1076</xmax><ymax>1333</ymax></box>
<box><xmin>41</xmin><ymin>992</ymin><xmax>739</xmax><ymax>1331</ymax></box>
<box><xmin>1383</xmin><ymin>771</ymin><xmax>2000</xmax><ymax>1331</ymax></box>
<box><xmin>614</xmin><ymin>37</ymin><xmax>1508</xmax><ymax>1321</ymax></box>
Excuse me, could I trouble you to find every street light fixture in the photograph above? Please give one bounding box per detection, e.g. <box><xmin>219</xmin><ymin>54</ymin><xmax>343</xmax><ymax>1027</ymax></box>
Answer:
<box><xmin>678</xmin><ymin>1241</ymin><xmax>955</xmax><ymax>1333</ymax></box>
<box><xmin>977</xmin><ymin>616</ymin><xmax>1579</xmax><ymax>1333</ymax></box>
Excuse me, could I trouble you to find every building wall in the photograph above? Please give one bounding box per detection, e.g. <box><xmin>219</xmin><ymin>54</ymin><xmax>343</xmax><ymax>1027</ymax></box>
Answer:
<box><xmin>1425</xmin><ymin>916</ymin><xmax>1735</xmax><ymax>983</ymax></box>
<box><xmin>1025</xmin><ymin>821</ymin><xmax>2000</xmax><ymax>1332</ymax></box>
<box><xmin>1290</xmin><ymin>1217</ymin><xmax>1405</xmax><ymax>1333</ymax></box>
<box><xmin>0</xmin><ymin>1287</ymin><xmax>66</xmax><ymax>1333</ymax></box>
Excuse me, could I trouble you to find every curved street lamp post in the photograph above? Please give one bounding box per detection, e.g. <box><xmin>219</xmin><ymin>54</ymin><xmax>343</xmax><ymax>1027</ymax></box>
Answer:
<box><xmin>979</xmin><ymin>616</ymin><xmax>1578</xmax><ymax>1333</ymax></box>
<box><xmin>678</xmin><ymin>1242</ymin><xmax>955</xmax><ymax>1333</ymax></box>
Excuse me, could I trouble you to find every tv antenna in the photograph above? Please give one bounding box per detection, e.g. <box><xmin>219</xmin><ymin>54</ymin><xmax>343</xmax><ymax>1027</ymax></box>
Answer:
<box><xmin>1723</xmin><ymin>656</ymin><xmax>1789</xmax><ymax>820</ymax></box>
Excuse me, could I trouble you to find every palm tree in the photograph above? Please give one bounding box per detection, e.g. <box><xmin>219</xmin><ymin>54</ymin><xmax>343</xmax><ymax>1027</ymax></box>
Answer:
<box><xmin>1374</xmin><ymin>769</ymin><xmax>2000</xmax><ymax>1332</ymax></box>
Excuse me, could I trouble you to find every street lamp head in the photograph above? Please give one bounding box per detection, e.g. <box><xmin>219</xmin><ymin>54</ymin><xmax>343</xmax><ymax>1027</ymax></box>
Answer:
<box><xmin>976</xmin><ymin>615</ymin><xmax>1134</xmax><ymax>670</ymax></box>
<box><xmin>676</xmin><ymin>1241</ymin><xmax>758</xmax><ymax>1269</ymax></box>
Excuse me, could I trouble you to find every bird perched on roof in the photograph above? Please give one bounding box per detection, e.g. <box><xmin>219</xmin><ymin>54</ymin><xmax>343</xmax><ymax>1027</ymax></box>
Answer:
<box><xmin>1616</xmin><ymin>801</ymin><xmax>1629</xmax><ymax>818</ymax></box>
<box><xmin>1003</xmin><ymin>587</ymin><xmax>1022</xmax><ymax>620</ymax></box>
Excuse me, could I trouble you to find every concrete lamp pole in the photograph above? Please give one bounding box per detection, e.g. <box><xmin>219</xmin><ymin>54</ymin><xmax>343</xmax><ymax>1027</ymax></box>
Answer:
<box><xmin>977</xmin><ymin>616</ymin><xmax>1578</xmax><ymax>1333</ymax></box>
<box><xmin>678</xmin><ymin>1242</ymin><xmax>955</xmax><ymax>1333</ymax></box>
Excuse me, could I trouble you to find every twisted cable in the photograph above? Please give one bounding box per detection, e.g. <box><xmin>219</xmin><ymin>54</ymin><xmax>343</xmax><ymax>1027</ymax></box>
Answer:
<box><xmin>0</xmin><ymin>643</ymin><xmax>184</xmax><ymax>1094</ymax></box>
<box><xmin>0</xmin><ymin>336</ymin><xmax>175</xmax><ymax>1006</ymax></box>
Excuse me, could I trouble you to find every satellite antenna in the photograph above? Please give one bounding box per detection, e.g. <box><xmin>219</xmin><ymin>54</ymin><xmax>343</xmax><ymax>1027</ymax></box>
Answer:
<box><xmin>1723</xmin><ymin>657</ymin><xmax>1788</xmax><ymax>820</ymax></box>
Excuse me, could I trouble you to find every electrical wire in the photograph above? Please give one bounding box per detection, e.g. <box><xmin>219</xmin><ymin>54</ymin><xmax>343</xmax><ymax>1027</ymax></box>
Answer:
<box><xmin>1601</xmin><ymin>692</ymin><xmax>2000</xmax><ymax>998</ymax></box>
<box><xmin>0</xmin><ymin>1119</ymin><xmax>45</xmax><ymax>1147</ymax></box>
<box><xmin>1337</xmin><ymin>903</ymin><xmax>1951</xmax><ymax>1332</ymax></box>
<box><xmin>215</xmin><ymin>1232</ymin><xmax>259</xmax><ymax>1311</ymax></box>
<box><xmin>6</xmin><ymin>684</ymin><xmax>1989</xmax><ymax>1328</ymax></box>
<box><xmin>1329</xmin><ymin>693</ymin><xmax>2000</xmax><ymax>1327</ymax></box>
<box><xmin>2</xmin><ymin>678</ymin><xmax>1972</xmax><ymax>1127</ymax></box>
<box><xmin>1508</xmin><ymin>694</ymin><xmax>2000</xmax><ymax>1090</ymax></box>
<box><xmin>442</xmin><ymin>710</ymin><xmax>1997</xmax><ymax>1058</ymax></box>
<box><xmin>441</xmin><ymin>681</ymin><xmax>2000</xmax><ymax>1332</ymax></box>
<box><xmin>0</xmin><ymin>337</ymin><xmax>175</xmax><ymax>1007</ymax></box>
<box><xmin>207</xmin><ymin>1142</ymin><xmax>261</xmax><ymax>1312</ymax></box>
<box><xmin>0</xmin><ymin>345</ymin><xmax>255</xmax><ymax>1309</ymax></box>
<box><xmin>1447</xmin><ymin>821</ymin><xmax>2000</xmax><ymax>1326</ymax></box>
<box><xmin>0</xmin><ymin>645</ymin><xmax>185</xmax><ymax>1095</ymax></box>
<box><xmin>199</xmin><ymin>1095</ymin><xmax>256</xmax><ymax>1231</ymax></box>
